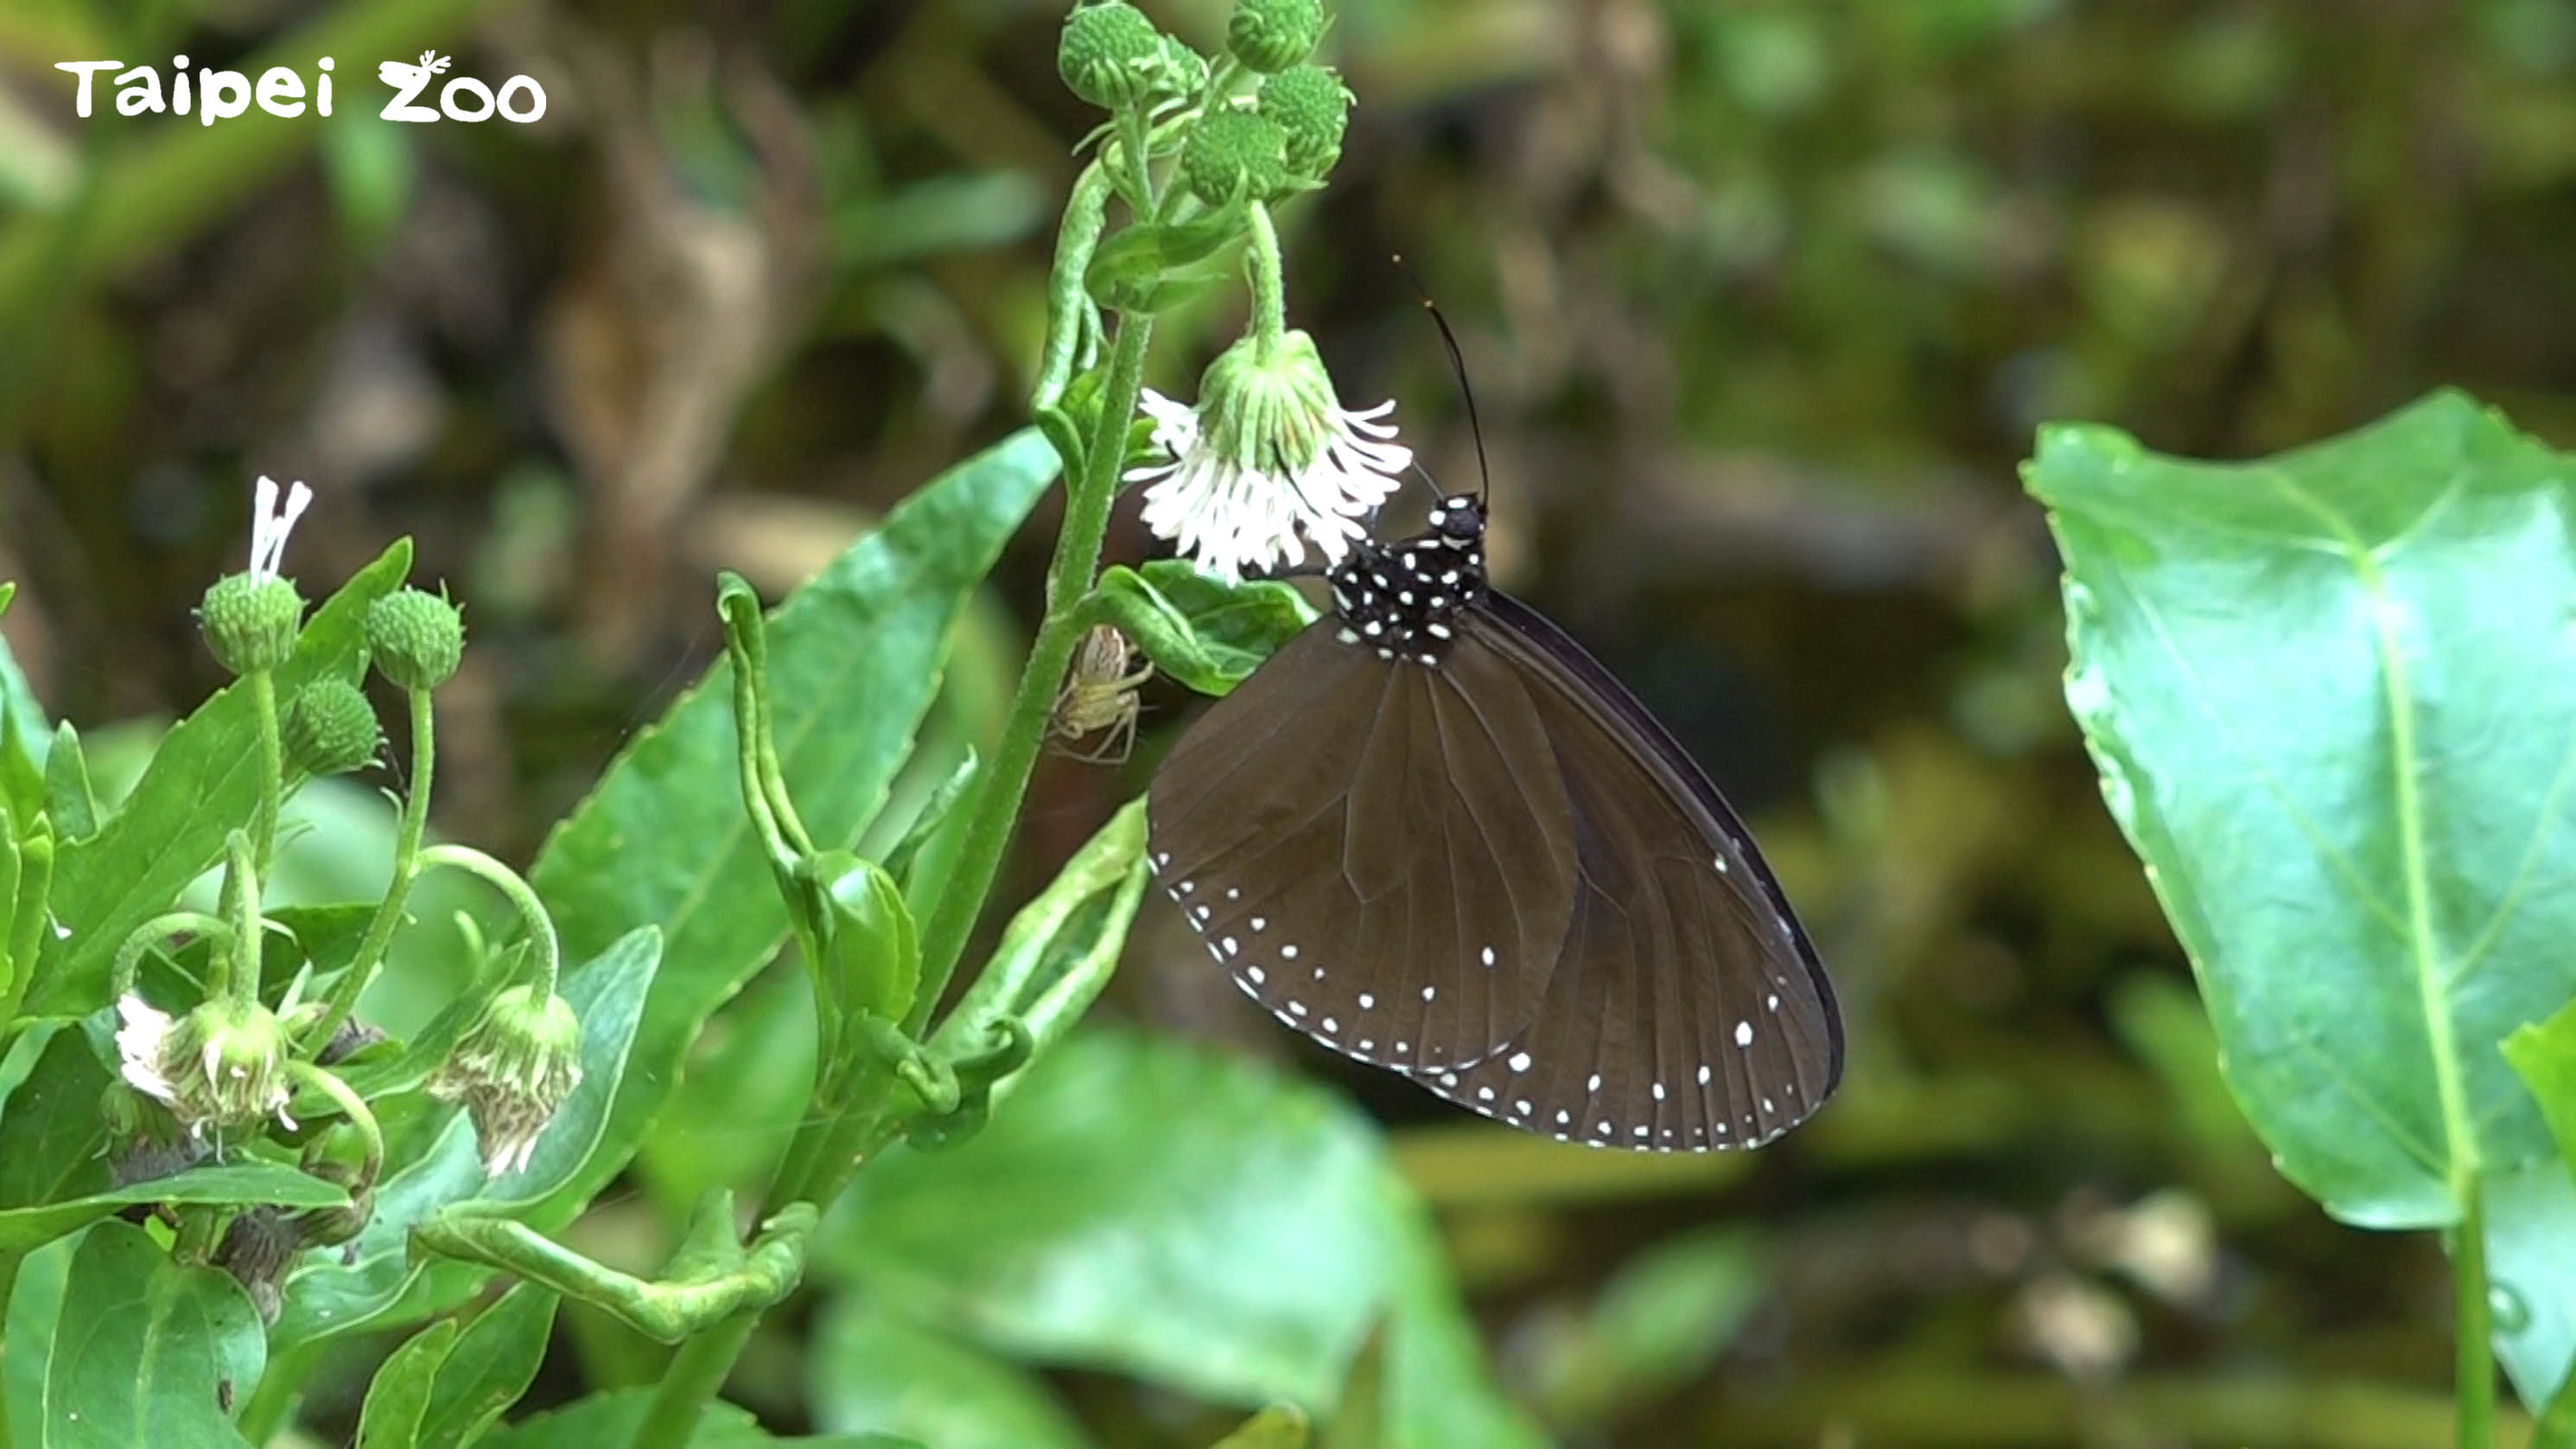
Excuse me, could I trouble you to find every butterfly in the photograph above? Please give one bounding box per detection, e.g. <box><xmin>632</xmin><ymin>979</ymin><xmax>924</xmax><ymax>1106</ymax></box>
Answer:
<box><xmin>1145</xmin><ymin>490</ymin><xmax>1842</xmax><ymax>1150</ymax></box>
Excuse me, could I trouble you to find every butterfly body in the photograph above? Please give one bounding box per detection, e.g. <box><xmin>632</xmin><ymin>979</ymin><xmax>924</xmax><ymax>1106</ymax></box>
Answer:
<box><xmin>1148</xmin><ymin>495</ymin><xmax>1842</xmax><ymax>1150</ymax></box>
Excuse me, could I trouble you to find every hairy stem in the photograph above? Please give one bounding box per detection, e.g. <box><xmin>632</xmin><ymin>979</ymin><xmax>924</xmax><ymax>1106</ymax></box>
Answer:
<box><xmin>250</xmin><ymin>670</ymin><xmax>282</xmax><ymax>872</ymax></box>
<box><xmin>912</xmin><ymin>310</ymin><xmax>1154</xmax><ymax>1033</ymax></box>
<box><xmin>304</xmin><ymin>686</ymin><xmax>435</xmax><ymax>1054</ymax></box>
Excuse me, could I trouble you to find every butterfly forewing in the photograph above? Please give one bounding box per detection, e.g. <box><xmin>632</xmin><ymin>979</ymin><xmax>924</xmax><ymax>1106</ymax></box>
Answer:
<box><xmin>1147</xmin><ymin>624</ymin><xmax>1581</xmax><ymax>1071</ymax></box>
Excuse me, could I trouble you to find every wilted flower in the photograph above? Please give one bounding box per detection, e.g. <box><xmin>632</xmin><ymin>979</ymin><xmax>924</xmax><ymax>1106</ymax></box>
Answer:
<box><xmin>200</xmin><ymin>476</ymin><xmax>314</xmax><ymax>675</ymax></box>
<box><xmin>431</xmin><ymin>984</ymin><xmax>583</xmax><ymax>1175</ymax></box>
<box><xmin>116</xmin><ymin>994</ymin><xmax>296</xmax><ymax>1141</ymax></box>
<box><xmin>1128</xmin><ymin>328</ymin><xmax>1410</xmax><ymax>582</ymax></box>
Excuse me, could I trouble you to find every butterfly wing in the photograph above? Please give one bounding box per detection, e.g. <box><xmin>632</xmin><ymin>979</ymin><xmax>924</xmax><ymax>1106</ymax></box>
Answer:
<box><xmin>1409</xmin><ymin>594</ymin><xmax>1842</xmax><ymax>1150</ymax></box>
<box><xmin>1147</xmin><ymin>621</ymin><xmax>1583</xmax><ymax>1071</ymax></box>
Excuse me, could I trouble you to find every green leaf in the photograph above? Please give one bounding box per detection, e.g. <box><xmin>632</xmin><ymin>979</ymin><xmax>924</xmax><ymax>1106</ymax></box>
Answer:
<box><xmin>2506</xmin><ymin>998</ymin><xmax>2576</xmax><ymax>1177</ymax></box>
<box><xmin>1084</xmin><ymin>209</ymin><xmax>1248</xmax><ymax>314</ymax></box>
<box><xmin>2026</xmin><ymin>391</ymin><xmax>2576</xmax><ymax>1225</ymax></box>
<box><xmin>1085</xmin><ymin>564</ymin><xmax>1315</xmax><ymax>698</ymax></box>
<box><xmin>817</xmin><ymin>855</ymin><xmax>920</xmax><ymax>1030</ymax></box>
<box><xmin>813</xmin><ymin>1028</ymin><xmax>1543</xmax><ymax>1447</ymax></box>
<box><xmin>0</xmin><ymin>1022</ymin><xmax>114</xmax><ymax>1210</ymax></box>
<box><xmin>28</xmin><ymin>541</ymin><xmax>410</xmax><ymax>1018</ymax></box>
<box><xmin>414</xmin><ymin>1282</ymin><xmax>561</xmax><ymax>1449</ymax></box>
<box><xmin>41</xmin><ymin>721</ymin><xmax>95</xmax><ymax>842</ymax></box>
<box><xmin>0</xmin><ymin>1160</ymin><xmax>347</xmax><ymax>1255</ymax></box>
<box><xmin>808</xmin><ymin>1299</ymin><xmax>1094</xmax><ymax>1449</ymax></box>
<box><xmin>2485</xmin><ymin>1159</ymin><xmax>2576</xmax><ymax>1411</ymax></box>
<box><xmin>524</xmin><ymin>429</ymin><xmax>1057</xmax><ymax>1224</ymax></box>
<box><xmin>633</xmin><ymin>969</ymin><xmax>817</xmax><ymax>1215</ymax></box>
<box><xmin>484</xmin><ymin>1387</ymin><xmax>926</xmax><ymax>1447</ymax></box>
<box><xmin>0</xmin><ymin>580</ymin><xmax>46</xmax><ymax>830</ymax></box>
<box><xmin>38</xmin><ymin>1220</ymin><xmax>265</xmax><ymax>1448</ymax></box>
<box><xmin>355</xmin><ymin>1319</ymin><xmax>460</xmax><ymax>1449</ymax></box>
<box><xmin>929</xmin><ymin>799</ymin><xmax>1147</xmax><ymax>1058</ymax></box>
<box><xmin>270</xmin><ymin>927</ymin><xmax>660</xmax><ymax>1350</ymax></box>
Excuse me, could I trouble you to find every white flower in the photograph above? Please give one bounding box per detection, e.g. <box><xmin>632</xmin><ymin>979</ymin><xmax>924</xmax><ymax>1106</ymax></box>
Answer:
<box><xmin>116</xmin><ymin>994</ymin><xmax>181</xmax><ymax>1103</ymax></box>
<box><xmin>246</xmin><ymin>475</ymin><xmax>314</xmax><ymax>582</ymax></box>
<box><xmin>115</xmin><ymin>993</ymin><xmax>296</xmax><ymax>1141</ymax></box>
<box><xmin>1126</xmin><ymin>329</ymin><xmax>1411</xmax><ymax>583</ymax></box>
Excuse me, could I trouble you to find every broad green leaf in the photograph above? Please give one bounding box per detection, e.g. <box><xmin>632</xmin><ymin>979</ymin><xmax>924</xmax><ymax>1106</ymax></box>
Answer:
<box><xmin>808</xmin><ymin>1299</ymin><xmax>1094</xmax><ymax>1449</ymax></box>
<box><xmin>39</xmin><ymin>1220</ymin><xmax>264</xmax><ymax>1448</ymax></box>
<box><xmin>414</xmin><ymin>1282</ymin><xmax>560</xmax><ymax>1448</ymax></box>
<box><xmin>29</xmin><ymin>541</ymin><xmax>410</xmax><ymax>1017</ymax></box>
<box><xmin>356</xmin><ymin>1319</ymin><xmax>459</xmax><ymax>1449</ymax></box>
<box><xmin>2506</xmin><ymin>998</ymin><xmax>2576</xmax><ymax>1177</ymax></box>
<box><xmin>0</xmin><ymin>1160</ymin><xmax>346</xmax><ymax>1255</ymax></box>
<box><xmin>4</xmin><ymin>1230</ymin><xmax>74</xmax><ymax>1447</ymax></box>
<box><xmin>0</xmin><ymin>1023</ymin><xmax>114</xmax><ymax>1210</ymax></box>
<box><xmin>524</xmin><ymin>429</ymin><xmax>1058</xmax><ymax>1224</ymax></box>
<box><xmin>484</xmin><ymin>1387</ymin><xmax>925</xmax><ymax>1446</ymax></box>
<box><xmin>2026</xmin><ymin>391</ymin><xmax>2576</xmax><ymax>1225</ymax></box>
<box><xmin>814</xmin><ymin>1029</ymin><xmax>1544</xmax><ymax>1447</ymax></box>
<box><xmin>270</xmin><ymin>927</ymin><xmax>659</xmax><ymax>1350</ymax></box>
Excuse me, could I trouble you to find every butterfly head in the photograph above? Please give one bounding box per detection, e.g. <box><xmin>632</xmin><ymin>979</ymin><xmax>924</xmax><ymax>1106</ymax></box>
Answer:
<box><xmin>1326</xmin><ymin>495</ymin><xmax>1487</xmax><ymax>668</ymax></box>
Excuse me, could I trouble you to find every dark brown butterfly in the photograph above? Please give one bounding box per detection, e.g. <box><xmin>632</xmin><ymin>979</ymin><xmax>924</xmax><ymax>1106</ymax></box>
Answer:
<box><xmin>1147</xmin><ymin>493</ymin><xmax>1841</xmax><ymax>1151</ymax></box>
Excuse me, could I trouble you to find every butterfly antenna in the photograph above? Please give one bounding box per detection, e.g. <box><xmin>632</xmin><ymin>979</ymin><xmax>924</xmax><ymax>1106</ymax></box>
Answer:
<box><xmin>1390</xmin><ymin>253</ymin><xmax>1492</xmax><ymax>505</ymax></box>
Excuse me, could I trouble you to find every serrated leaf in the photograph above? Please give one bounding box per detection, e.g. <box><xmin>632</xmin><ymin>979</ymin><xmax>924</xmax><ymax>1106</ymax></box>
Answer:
<box><xmin>812</xmin><ymin>1029</ymin><xmax>1543</xmax><ymax>1447</ymax></box>
<box><xmin>1135</xmin><ymin>562</ymin><xmax>1316</xmax><ymax>692</ymax></box>
<box><xmin>521</xmin><ymin>429</ymin><xmax>1057</xmax><ymax>1226</ymax></box>
<box><xmin>1084</xmin><ymin>209</ymin><xmax>1247</xmax><ymax>314</ymax></box>
<box><xmin>2026</xmin><ymin>391</ymin><xmax>2576</xmax><ymax>1226</ymax></box>
<box><xmin>356</xmin><ymin>1319</ymin><xmax>459</xmax><ymax>1449</ymax></box>
<box><xmin>2506</xmin><ymin>999</ymin><xmax>2576</xmax><ymax>1181</ymax></box>
<box><xmin>29</xmin><ymin>541</ymin><xmax>410</xmax><ymax>1017</ymax></box>
<box><xmin>37</xmin><ymin>1220</ymin><xmax>264</xmax><ymax>1448</ymax></box>
<box><xmin>269</xmin><ymin>927</ymin><xmax>660</xmax><ymax>1350</ymax></box>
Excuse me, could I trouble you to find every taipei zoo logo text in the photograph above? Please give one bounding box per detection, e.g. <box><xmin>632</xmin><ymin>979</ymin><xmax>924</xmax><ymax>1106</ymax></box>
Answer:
<box><xmin>54</xmin><ymin>51</ymin><xmax>545</xmax><ymax>126</ymax></box>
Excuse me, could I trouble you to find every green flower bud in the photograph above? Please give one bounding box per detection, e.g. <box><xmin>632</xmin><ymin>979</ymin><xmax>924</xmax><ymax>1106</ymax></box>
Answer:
<box><xmin>367</xmin><ymin>587</ymin><xmax>466</xmax><ymax>692</ymax></box>
<box><xmin>1059</xmin><ymin>2</ymin><xmax>1166</xmax><ymax>108</ymax></box>
<box><xmin>1228</xmin><ymin>0</ymin><xmax>1324</xmax><ymax>73</ymax></box>
<box><xmin>1180</xmin><ymin>107</ymin><xmax>1289</xmax><ymax>206</ymax></box>
<box><xmin>431</xmin><ymin>984</ymin><xmax>584</xmax><ymax>1176</ymax></box>
<box><xmin>200</xmin><ymin>572</ymin><xmax>305</xmax><ymax>675</ymax></box>
<box><xmin>1261</xmin><ymin>64</ymin><xmax>1351</xmax><ymax>181</ymax></box>
<box><xmin>283</xmin><ymin>678</ymin><xmax>383</xmax><ymax>776</ymax></box>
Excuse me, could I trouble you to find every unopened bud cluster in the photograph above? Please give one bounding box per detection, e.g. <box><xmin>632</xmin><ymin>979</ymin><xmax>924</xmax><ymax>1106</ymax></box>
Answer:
<box><xmin>1057</xmin><ymin>0</ymin><xmax>1349</xmax><ymax>200</ymax></box>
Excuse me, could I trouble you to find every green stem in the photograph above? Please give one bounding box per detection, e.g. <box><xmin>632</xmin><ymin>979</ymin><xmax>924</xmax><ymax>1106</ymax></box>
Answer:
<box><xmin>417</xmin><ymin>844</ymin><xmax>561</xmax><ymax>995</ymax></box>
<box><xmin>2457</xmin><ymin>1180</ymin><xmax>2497</xmax><ymax>1449</ymax></box>
<box><xmin>913</xmin><ymin>310</ymin><xmax>1154</xmax><ymax>1033</ymax></box>
<box><xmin>1245</xmin><ymin>202</ymin><xmax>1287</xmax><ymax>349</ymax></box>
<box><xmin>303</xmin><ymin>687</ymin><xmax>435</xmax><ymax>1054</ymax></box>
<box><xmin>1114</xmin><ymin>106</ymin><xmax>1157</xmax><ymax>214</ymax></box>
<box><xmin>285</xmin><ymin>1060</ymin><xmax>384</xmax><ymax>1193</ymax></box>
<box><xmin>250</xmin><ymin>670</ymin><xmax>282</xmax><ymax>872</ymax></box>
<box><xmin>219</xmin><ymin>833</ymin><xmax>259</xmax><ymax>1006</ymax></box>
<box><xmin>108</xmin><ymin>912</ymin><xmax>231</xmax><ymax>1003</ymax></box>
<box><xmin>235</xmin><ymin>1340</ymin><xmax>318</xmax><ymax>1444</ymax></box>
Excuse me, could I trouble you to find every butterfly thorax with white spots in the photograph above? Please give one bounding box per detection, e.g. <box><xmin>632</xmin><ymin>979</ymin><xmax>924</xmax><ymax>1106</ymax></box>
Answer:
<box><xmin>1327</xmin><ymin>493</ymin><xmax>1487</xmax><ymax>667</ymax></box>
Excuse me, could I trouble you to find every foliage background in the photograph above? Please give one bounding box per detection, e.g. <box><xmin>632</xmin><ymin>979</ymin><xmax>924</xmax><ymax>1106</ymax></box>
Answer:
<box><xmin>6</xmin><ymin>0</ymin><xmax>2575</xmax><ymax>1444</ymax></box>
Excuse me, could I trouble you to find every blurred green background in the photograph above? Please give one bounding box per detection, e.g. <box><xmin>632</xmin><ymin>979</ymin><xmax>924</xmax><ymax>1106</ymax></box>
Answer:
<box><xmin>7</xmin><ymin>0</ymin><xmax>2575</xmax><ymax>1444</ymax></box>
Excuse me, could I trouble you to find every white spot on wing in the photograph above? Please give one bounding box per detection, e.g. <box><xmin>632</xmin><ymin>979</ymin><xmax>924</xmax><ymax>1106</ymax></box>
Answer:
<box><xmin>1735</xmin><ymin>1020</ymin><xmax>1754</xmax><ymax>1048</ymax></box>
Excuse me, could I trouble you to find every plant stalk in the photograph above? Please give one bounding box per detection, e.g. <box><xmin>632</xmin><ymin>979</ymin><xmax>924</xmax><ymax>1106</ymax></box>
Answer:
<box><xmin>912</xmin><ymin>310</ymin><xmax>1155</xmax><ymax>1032</ymax></box>
<box><xmin>2457</xmin><ymin>1177</ymin><xmax>2498</xmax><ymax>1449</ymax></box>
<box><xmin>304</xmin><ymin>686</ymin><xmax>436</xmax><ymax>1054</ymax></box>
